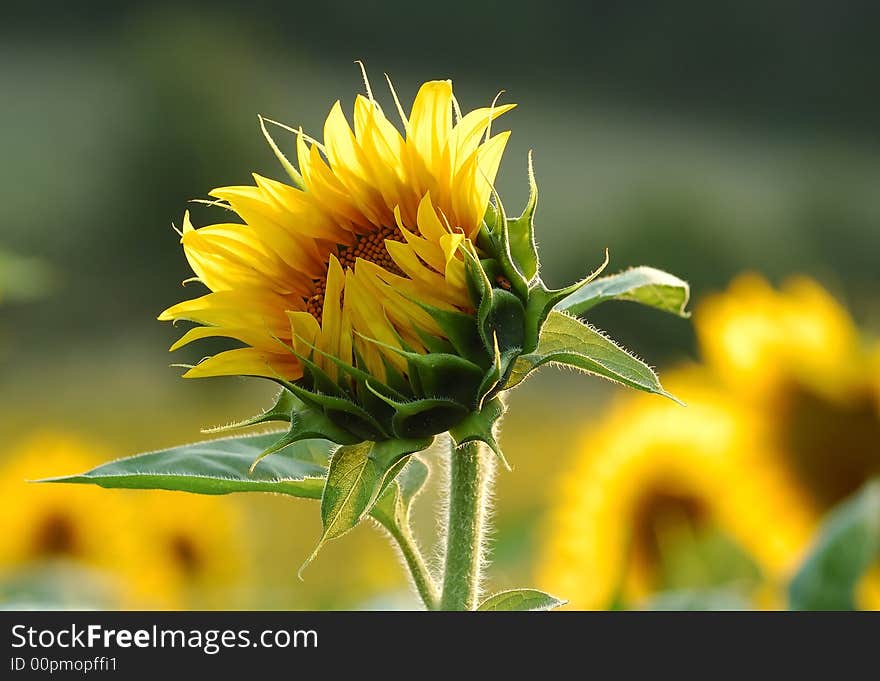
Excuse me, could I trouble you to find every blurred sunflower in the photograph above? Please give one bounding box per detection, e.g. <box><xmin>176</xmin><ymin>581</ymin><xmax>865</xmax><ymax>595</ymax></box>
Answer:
<box><xmin>0</xmin><ymin>433</ymin><xmax>250</xmax><ymax>609</ymax></box>
<box><xmin>0</xmin><ymin>433</ymin><xmax>143</xmax><ymax>605</ymax></box>
<box><xmin>538</xmin><ymin>275</ymin><xmax>880</xmax><ymax>609</ymax></box>
<box><xmin>130</xmin><ymin>491</ymin><xmax>249</xmax><ymax>610</ymax></box>
<box><xmin>536</xmin><ymin>374</ymin><xmax>815</xmax><ymax>608</ymax></box>
<box><xmin>697</xmin><ymin>275</ymin><xmax>880</xmax><ymax>519</ymax></box>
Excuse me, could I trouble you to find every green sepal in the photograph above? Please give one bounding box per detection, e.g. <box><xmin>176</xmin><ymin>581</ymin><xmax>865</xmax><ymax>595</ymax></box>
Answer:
<box><xmin>474</xmin><ymin>331</ymin><xmax>522</xmax><ymax>404</ymax></box>
<box><xmin>505</xmin><ymin>151</ymin><xmax>540</xmax><ymax>282</ymax></box>
<box><xmin>463</xmin><ymin>246</ymin><xmax>493</xmax><ymax>315</ymax></box>
<box><xmin>415</xmin><ymin>326</ymin><xmax>456</xmax><ymax>355</ymax></box>
<box><xmin>482</xmin><ymin>201</ymin><xmax>502</xmax><ymax>235</ymax></box>
<box><xmin>295</xmin><ymin>336</ymin><xmax>408</xmax><ymax>402</ymax></box>
<box><xmin>477</xmin><ymin>190</ymin><xmax>530</xmax><ymax>300</ymax></box>
<box><xmin>292</xmin><ymin>350</ymin><xmax>349</xmax><ymax>399</ymax></box>
<box><xmin>283</xmin><ymin>380</ymin><xmax>389</xmax><ymax>441</ymax></box>
<box><xmin>481</xmin><ymin>288</ymin><xmax>525</xmax><ymax>356</ymax></box>
<box><xmin>476</xmin><ymin>333</ymin><xmax>504</xmax><ymax>401</ymax></box>
<box><xmin>464</xmin><ymin>244</ymin><xmax>528</xmax><ymax>363</ymax></box>
<box><xmin>506</xmin><ymin>311</ymin><xmax>676</xmax><ymax>400</ymax></box>
<box><xmin>365</xmin><ymin>383</ymin><xmax>471</xmax><ymax>439</ymax></box>
<box><xmin>300</xmin><ymin>436</ymin><xmax>432</xmax><ymax>575</ymax></box>
<box><xmin>379</xmin><ymin>353</ymin><xmax>415</xmax><ymax>397</ymax></box>
<box><xmin>555</xmin><ymin>266</ymin><xmax>691</xmax><ymax>318</ymax></box>
<box><xmin>350</xmin><ymin>378</ymin><xmax>393</xmax><ymax>434</ymax></box>
<box><xmin>358</xmin><ymin>334</ymin><xmax>486</xmax><ymax>408</ymax></box>
<box><xmin>477</xmin><ymin>588</ymin><xmax>566</xmax><ymax>611</ymax></box>
<box><xmin>370</xmin><ymin>456</ymin><xmax>430</xmax><ymax>532</ymax></box>
<box><xmin>248</xmin><ymin>402</ymin><xmax>360</xmax><ymax>473</ymax></box>
<box><xmin>449</xmin><ymin>396</ymin><xmax>509</xmax><ymax>470</ymax></box>
<box><xmin>478</xmin><ymin>257</ymin><xmax>504</xmax><ymax>286</ymax></box>
<box><xmin>201</xmin><ymin>388</ymin><xmax>295</xmax><ymax>434</ymax></box>
<box><xmin>411</xmin><ymin>301</ymin><xmax>488</xmax><ymax>368</ymax></box>
<box><xmin>411</xmin><ymin>353</ymin><xmax>485</xmax><ymax>407</ymax></box>
<box><xmin>523</xmin><ymin>250</ymin><xmax>609</xmax><ymax>353</ymax></box>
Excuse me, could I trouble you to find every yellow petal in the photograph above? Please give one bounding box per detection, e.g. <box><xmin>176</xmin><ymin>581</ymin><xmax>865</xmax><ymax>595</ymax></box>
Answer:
<box><xmin>169</xmin><ymin>325</ymin><xmax>287</xmax><ymax>353</ymax></box>
<box><xmin>319</xmin><ymin>255</ymin><xmax>347</xmax><ymax>375</ymax></box>
<box><xmin>451</xmin><ymin>103</ymin><xmax>516</xmax><ymax>173</ymax></box>
<box><xmin>182</xmin><ymin>348</ymin><xmax>300</xmax><ymax>380</ymax></box>
<box><xmin>408</xmin><ymin>80</ymin><xmax>453</xmax><ymax>172</ymax></box>
<box><xmin>385</xmin><ymin>240</ymin><xmax>463</xmax><ymax>307</ymax></box>
<box><xmin>414</xmin><ymin>192</ymin><xmax>450</xmax><ymax>243</ymax></box>
<box><xmin>159</xmin><ymin>290</ymin><xmax>291</xmax><ymax>335</ymax></box>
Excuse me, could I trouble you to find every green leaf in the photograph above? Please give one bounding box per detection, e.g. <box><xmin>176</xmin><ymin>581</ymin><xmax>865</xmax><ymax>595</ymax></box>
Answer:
<box><xmin>38</xmin><ymin>431</ymin><xmax>331</xmax><ymax>500</ymax></box>
<box><xmin>477</xmin><ymin>589</ymin><xmax>566</xmax><ymax>611</ymax></box>
<box><xmin>789</xmin><ymin>480</ymin><xmax>880</xmax><ymax>610</ymax></box>
<box><xmin>555</xmin><ymin>266</ymin><xmax>690</xmax><ymax>318</ymax></box>
<box><xmin>506</xmin><ymin>311</ymin><xmax>674</xmax><ymax>399</ymax></box>
<box><xmin>371</xmin><ymin>456</ymin><xmax>430</xmax><ymax>531</ymax></box>
<box><xmin>302</xmin><ymin>437</ymin><xmax>432</xmax><ymax>573</ymax></box>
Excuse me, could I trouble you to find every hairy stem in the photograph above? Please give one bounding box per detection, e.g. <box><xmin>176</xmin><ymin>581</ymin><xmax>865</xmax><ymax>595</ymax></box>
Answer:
<box><xmin>382</xmin><ymin>519</ymin><xmax>440</xmax><ymax>611</ymax></box>
<box><xmin>440</xmin><ymin>439</ymin><xmax>495</xmax><ymax>611</ymax></box>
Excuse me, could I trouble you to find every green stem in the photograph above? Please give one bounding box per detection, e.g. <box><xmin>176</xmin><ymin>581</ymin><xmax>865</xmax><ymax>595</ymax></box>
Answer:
<box><xmin>383</xmin><ymin>520</ymin><xmax>440</xmax><ymax>611</ymax></box>
<box><xmin>440</xmin><ymin>439</ymin><xmax>495</xmax><ymax>611</ymax></box>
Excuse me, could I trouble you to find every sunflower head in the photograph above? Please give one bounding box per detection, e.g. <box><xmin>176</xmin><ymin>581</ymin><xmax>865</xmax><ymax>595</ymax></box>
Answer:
<box><xmin>160</xmin><ymin>72</ymin><xmax>682</xmax><ymax>458</ymax></box>
<box><xmin>696</xmin><ymin>274</ymin><xmax>880</xmax><ymax>511</ymax></box>
<box><xmin>536</xmin><ymin>372</ymin><xmax>814</xmax><ymax>609</ymax></box>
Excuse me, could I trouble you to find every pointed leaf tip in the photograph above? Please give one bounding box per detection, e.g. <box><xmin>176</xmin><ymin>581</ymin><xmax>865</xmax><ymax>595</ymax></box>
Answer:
<box><xmin>556</xmin><ymin>266</ymin><xmax>691</xmax><ymax>318</ymax></box>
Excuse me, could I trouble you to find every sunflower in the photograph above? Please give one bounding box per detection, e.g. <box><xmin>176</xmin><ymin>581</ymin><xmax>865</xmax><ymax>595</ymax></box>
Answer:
<box><xmin>697</xmin><ymin>275</ymin><xmax>880</xmax><ymax>515</ymax></box>
<box><xmin>696</xmin><ymin>274</ymin><xmax>864</xmax><ymax>403</ymax></box>
<box><xmin>129</xmin><ymin>491</ymin><xmax>248</xmax><ymax>610</ymax></box>
<box><xmin>0</xmin><ymin>433</ymin><xmax>250</xmax><ymax>609</ymax></box>
<box><xmin>160</xmin><ymin>76</ymin><xmax>513</xmax><ymax>386</ymax></box>
<box><xmin>0</xmin><ymin>433</ymin><xmax>143</xmax><ymax>604</ymax></box>
<box><xmin>536</xmin><ymin>373</ymin><xmax>815</xmax><ymax>609</ymax></box>
<box><xmin>538</xmin><ymin>275</ymin><xmax>880</xmax><ymax>609</ymax></box>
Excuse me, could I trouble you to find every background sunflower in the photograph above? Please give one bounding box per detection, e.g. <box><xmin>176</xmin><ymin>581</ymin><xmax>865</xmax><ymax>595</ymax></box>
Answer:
<box><xmin>537</xmin><ymin>276</ymin><xmax>880</xmax><ymax>609</ymax></box>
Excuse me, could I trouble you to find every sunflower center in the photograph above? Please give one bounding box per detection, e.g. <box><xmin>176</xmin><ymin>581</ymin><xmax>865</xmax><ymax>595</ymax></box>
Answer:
<box><xmin>632</xmin><ymin>489</ymin><xmax>707</xmax><ymax>572</ymax></box>
<box><xmin>33</xmin><ymin>511</ymin><xmax>79</xmax><ymax>558</ymax></box>
<box><xmin>776</xmin><ymin>381</ymin><xmax>880</xmax><ymax>510</ymax></box>
<box><xmin>305</xmin><ymin>225</ymin><xmax>406</xmax><ymax>323</ymax></box>
<box><xmin>168</xmin><ymin>533</ymin><xmax>202</xmax><ymax>577</ymax></box>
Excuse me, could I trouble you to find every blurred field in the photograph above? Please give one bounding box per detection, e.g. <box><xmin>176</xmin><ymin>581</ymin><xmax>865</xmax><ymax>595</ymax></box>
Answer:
<box><xmin>1</xmin><ymin>3</ymin><xmax>878</xmax><ymax>609</ymax></box>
